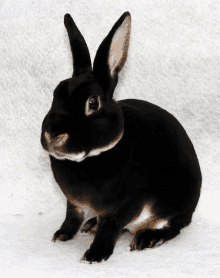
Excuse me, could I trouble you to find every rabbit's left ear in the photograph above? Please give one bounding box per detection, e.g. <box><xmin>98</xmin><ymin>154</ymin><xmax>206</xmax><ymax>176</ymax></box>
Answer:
<box><xmin>93</xmin><ymin>12</ymin><xmax>131</xmax><ymax>97</ymax></box>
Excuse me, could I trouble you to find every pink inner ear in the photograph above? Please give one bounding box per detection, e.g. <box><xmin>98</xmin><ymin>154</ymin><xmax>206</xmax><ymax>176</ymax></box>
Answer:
<box><xmin>108</xmin><ymin>15</ymin><xmax>131</xmax><ymax>78</ymax></box>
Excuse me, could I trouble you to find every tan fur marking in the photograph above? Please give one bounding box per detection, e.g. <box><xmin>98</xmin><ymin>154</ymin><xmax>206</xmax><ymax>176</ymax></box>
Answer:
<box><xmin>44</xmin><ymin>132</ymin><xmax>69</xmax><ymax>149</ymax></box>
<box><xmin>87</xmin><ymin>128</ymin><xmax>124</xmax><ymax>158</ymax></box>
<box><xmin>44</xmin><ymin>131</ymin><xmax>51</xmax><ymax>145</ymax></box>
<box><xmin>85</xmin><ymin>95</ymin><xmax>101</xmax><ymax>116</ymax></box>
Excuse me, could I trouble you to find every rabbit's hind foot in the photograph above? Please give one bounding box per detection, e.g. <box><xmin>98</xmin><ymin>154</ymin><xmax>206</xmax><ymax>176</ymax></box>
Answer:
<box><xmin>130</xmin><ymin>227</ymin><xmax>180</xmax><ymax>251</ymax></box>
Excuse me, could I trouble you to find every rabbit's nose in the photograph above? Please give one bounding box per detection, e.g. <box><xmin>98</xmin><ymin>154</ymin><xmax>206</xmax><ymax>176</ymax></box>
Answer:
<box><xmin>44</xmin><ymin>132</ymin><xmax>69</xmax><ymax>148</ymax></box>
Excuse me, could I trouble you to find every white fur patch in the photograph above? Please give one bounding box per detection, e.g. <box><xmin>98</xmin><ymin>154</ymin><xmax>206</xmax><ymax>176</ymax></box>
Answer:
<box><xmin>125</xmin><ymin>205</ymin><xmax>152</xmax><ymax>233</ymax></box>
<box><xmin>124</xmin><ymin>204</ymin><xmax>169</xmax><ymax>233</ymax></box>
<box><xmin>65</xmin><ymin>152</ymin><xmax>86</xmax><ymax>162</ymax></box>
<box><xmin>50</xmin><ymin>151</ymin><xmax>86</xmax><ymax>162</ymax></box>
<box><xmin>154</xmin><ymin>219</ymin><xmax>169</xmax><ymax>230</ymax></box>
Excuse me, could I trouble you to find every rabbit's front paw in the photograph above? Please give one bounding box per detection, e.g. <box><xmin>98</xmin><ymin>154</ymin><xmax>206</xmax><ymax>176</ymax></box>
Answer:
<box><xmin>52</xmin><ymin>229</ymin><xmax>74</xmax><ymax>242</ymax></box>
<box><xmin>81</xmin><ymin>244</ymin><xmax>113</xmax><ymax>263</ymax></box>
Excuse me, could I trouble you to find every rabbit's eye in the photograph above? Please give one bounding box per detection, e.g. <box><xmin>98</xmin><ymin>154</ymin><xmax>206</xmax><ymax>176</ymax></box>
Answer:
<box><xmin>89</xmin><ymin>96</ymin><xmax>99</xmax><ymax>110</ymax></box>
<box><xmin>85</xmin><ymin>95</ymin><xmax>100</xmax><ymax>116</ymax></box>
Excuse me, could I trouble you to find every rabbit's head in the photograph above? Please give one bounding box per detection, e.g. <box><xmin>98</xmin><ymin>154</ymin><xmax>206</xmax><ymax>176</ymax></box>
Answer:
<box><xmin>41</xmin><ymin>12</ymin><xmax>131</xmax><ymax>162</ymax></box>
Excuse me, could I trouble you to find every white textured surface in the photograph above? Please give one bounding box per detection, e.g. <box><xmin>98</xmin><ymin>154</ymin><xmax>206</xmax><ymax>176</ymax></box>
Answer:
<box><xmin>0</xmin><ymin>0</ymin><xmax>220</xmax><ymax>277</ymax></box>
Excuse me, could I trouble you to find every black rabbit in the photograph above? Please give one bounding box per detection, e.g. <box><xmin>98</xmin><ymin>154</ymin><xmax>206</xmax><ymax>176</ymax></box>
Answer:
<box><xmin>41</xmin><ymin>12</ymin><xmax>202</xmax><ymax>263</ymax></box>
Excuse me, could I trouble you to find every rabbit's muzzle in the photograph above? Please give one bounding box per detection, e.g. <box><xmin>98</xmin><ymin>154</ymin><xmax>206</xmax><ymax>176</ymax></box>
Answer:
<box><xmin>44</xmin><ymin>131</ymin><xmax>69</xmax><ymax>153</ymax></box>
<box><xmin>42</xmin><ymin>131</ymin><xmax>86</xmax><ymax>162</ymax></box>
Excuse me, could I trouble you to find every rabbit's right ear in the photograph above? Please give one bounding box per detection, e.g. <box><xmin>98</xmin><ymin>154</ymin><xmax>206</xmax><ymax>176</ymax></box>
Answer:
<box><xmin>93</xmin><ymin>12</ymin><xmax>131</xmax><ymax>98</ymax></box>
<box><xmin>64</xmin><ymin>14</ymin><xmax>92</xmax><ymax>76</ymax></box>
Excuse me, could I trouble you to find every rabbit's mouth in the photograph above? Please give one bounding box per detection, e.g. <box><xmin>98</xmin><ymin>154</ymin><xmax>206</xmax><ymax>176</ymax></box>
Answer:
<box><xmin>54</xmin><ymin>151</ymin><xmax>66</xmax><ymax>158</ymax></box>
<box><xmin>48</xmin><ymin>151</ymin><xmax>66</xmax><ymax>160</ymax></box>
<box><xmin>42</xmin><ymin>131</ymin><xmax>86</xmax><ymax>162</ymax></box>
<box><xmin>50</xmin><ymin>150</ymin><xmax>87</xmax><ymax>162</ymax></box>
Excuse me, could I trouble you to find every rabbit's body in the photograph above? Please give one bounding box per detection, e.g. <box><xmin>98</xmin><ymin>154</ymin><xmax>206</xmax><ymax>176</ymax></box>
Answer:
<box><xmin>49</xmin><ymin>98</ymin><xmax>201</xmax><ymax>233</ymax></box>
<box><xmin>41</xmin><ymin>12</ymin><xmax>201</xmax><ymax>263</ymax></box>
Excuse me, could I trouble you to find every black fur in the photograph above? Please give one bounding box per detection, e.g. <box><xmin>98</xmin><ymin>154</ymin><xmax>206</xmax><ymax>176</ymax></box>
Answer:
<box><xmin>41</xmin><ymin>12</ymin><xmax>202</xmax><ymax>263</ymax></box>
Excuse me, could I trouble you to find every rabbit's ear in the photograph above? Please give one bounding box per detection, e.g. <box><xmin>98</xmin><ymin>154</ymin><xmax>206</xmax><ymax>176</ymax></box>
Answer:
<box><xmin>64</xmin><ymin>14</ymin><xmax>92</xmax><ymax>76</ymax></box>
<box><xmin>93</xmin><ymin>12</ymin><xmax>131</xmax><ymax>97</ymax></box>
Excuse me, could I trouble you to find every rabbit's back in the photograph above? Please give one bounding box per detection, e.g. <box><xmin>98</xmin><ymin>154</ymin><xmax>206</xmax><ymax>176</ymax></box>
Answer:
<box><xmin>120</xmin><ymin>98</ymin><xmax>201</xmax><ymax>175</ymax></box>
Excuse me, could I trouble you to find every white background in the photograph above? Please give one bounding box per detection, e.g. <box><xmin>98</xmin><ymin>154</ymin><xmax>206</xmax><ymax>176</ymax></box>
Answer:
<box><xmin>0</xmin><ymin>0</ymin><xmax>220</xmax><ymax>277</ymax></box>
